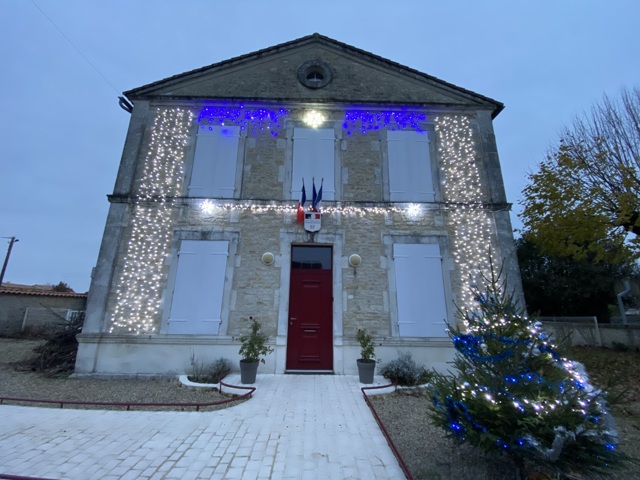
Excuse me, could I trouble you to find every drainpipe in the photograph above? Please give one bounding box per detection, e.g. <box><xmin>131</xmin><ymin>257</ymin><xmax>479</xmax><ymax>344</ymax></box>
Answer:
<box><xmin>118</xmin><ymin>95</ymin><xmax>133</xmax><ymax>114</ymax></box>
<box><xmin>617</xmin><ymin>280</ymin><xmax>631</xmax><ymax>326</ymax></box>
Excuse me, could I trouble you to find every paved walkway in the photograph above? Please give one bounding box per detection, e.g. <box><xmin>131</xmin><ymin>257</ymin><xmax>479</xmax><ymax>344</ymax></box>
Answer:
<box><xmin>0</xmin><ymin>375</ymin><xmax>403</xmax><ymax>479</ymax></box>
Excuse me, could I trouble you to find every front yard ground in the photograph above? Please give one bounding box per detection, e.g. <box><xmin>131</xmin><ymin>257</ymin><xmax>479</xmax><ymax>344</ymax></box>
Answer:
<box><xmin>370</xmin><ymin>345</ymin><xmax>640</xmax><ymax>479</ymax></box>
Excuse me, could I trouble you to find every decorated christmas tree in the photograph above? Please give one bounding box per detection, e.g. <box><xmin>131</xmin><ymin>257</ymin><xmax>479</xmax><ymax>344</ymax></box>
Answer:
<box><xmin>429</xmin><ymin>260</ymin><xmax>622</xmax><ymax>477</ymax></box>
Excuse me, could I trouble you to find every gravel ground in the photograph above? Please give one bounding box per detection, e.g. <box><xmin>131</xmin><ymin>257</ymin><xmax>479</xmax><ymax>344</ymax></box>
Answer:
<box><xmin>0</xmin><ymin>338</ymin><xmax>245</xmax><ymax>412</ymax></box>
<box><xmin>369</xmin><ymin>380</ymin><xmax>640</xmax><ymax>480</ymax></box>
<box><xmin>369</xmin><ymin>389</ymin><xmax>517</xmax><ymax>480</ymax></box>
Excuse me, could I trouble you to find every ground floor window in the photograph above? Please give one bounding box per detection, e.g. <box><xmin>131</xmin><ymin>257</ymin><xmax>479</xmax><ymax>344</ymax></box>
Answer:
<box><xmin>393</xmin><ymin>243</ymin><xmax>448</xmax><ymax>337</ymax></box>
<box><xmin>166</xmin><ymin>240</ymin><xmax>228</xmax><ymax>334</ymax></box>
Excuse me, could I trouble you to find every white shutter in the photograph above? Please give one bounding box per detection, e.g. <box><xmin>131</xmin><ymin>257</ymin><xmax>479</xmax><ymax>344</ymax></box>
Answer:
<box><xmin>291</xmin><ymin>127</ymin><xmax>335</xmax><ymax>200</ymax></box>
<box><xmin>167</xmin><ymin>240</ymin><xmax>228</xmax><ymax>334</ymax></box>
<box><xmin>393</xmin><ymin>243</ymin><xmax>448</xmax><ymax>337</ymax></box>
<box><xmin>388</xmin><ymin>130</ymin><xmax>435</xmax><ymax>202</ymax></box>
<box><xmin>189</xmin><ymin>126</ymin><xmax>240</xmax><ymax>198</ymax></box>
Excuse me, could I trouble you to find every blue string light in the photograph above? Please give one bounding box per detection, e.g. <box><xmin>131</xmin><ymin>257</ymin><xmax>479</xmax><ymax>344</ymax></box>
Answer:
<box><xmin>342</xmin><ymin>108</ymin><xmax>427</xmax><ymax>135</ymax></box>
<box><xmin>198</xmin><ymin>104</ymin><xmax>431</xmax><ymax>137</ymax></box>
<box><xmin>198</xmin><ymin>104</ymin><xmax>289</xmax><ymax>137</ymax></box>
<box><xmin>453</xmin><ymin>334</ymin><xmax>515</xmax><ymax>362</ymax></box>
<box><xmin>433</xmin><ymin>393</ymin><xmax>488</xmax><ymax>438</ymax></box>
<box><xmin>540</xmin><ymin>344</ymin><xmax>562</xmax><ymax>360</ymax></box>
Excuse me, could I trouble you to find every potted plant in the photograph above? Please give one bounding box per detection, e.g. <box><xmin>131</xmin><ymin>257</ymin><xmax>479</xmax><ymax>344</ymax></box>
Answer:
<box><xmin>238</xmin><ymin>316</ymin><xmax>273</xmax><ymax>384</ymax></box>
<box><xmin>356</xmin><ymin>328</ymin><xmax>378</xmax><ymax>384</ymax></box>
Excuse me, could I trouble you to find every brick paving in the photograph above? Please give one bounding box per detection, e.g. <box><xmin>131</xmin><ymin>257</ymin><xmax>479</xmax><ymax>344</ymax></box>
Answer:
<box><xmin>0</xmin><ymin>374</ymin><xmax>402</xmax><ymax>479</ymax></box>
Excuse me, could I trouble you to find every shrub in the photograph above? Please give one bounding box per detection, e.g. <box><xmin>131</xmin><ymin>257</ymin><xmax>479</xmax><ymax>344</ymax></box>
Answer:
<box><xmin>356</xmin><ymin>328</ymin><xmax>377</xmax><ymax>362</ymax></box>
<box><xmin>188</xmin><ymin>353</ymin><xmax>232</xmax><ymax>383</ymax></box>
<box><xmin>238</xmin><ymin>317</ymin><xmax>273</xmax><ymax>363</ymax></box>
<box><xmin>380</xmin><ymin>351</ymin><xmax>431</xmax><ymax>386</ymax></box>
<box><xmin>27</xmin><ymin>310</ymin><xmax>84</xmax><ymax>376</ymax></box>
<box><xmin>208</xmin><ymin>357</ymin><xmax>232</xmax><ymax>383</ymax></box>
<box><xmin>188</xmin><ymin>350</ymin><xmax>207</xmax><ymax>381</ymax></box>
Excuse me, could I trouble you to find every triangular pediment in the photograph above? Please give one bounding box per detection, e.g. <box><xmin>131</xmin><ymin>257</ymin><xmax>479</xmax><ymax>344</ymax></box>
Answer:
<box><xmin>125</xmin><ymin>34</ymin><xmax>502</xmax><ymax>116</ymax></box>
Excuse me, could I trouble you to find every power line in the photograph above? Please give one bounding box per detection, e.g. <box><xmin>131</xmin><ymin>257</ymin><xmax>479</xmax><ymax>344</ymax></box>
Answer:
<box><xmin>30</xmin><ymin>0</ymin><xmax>122</xmax><ymax>95</ymax></box>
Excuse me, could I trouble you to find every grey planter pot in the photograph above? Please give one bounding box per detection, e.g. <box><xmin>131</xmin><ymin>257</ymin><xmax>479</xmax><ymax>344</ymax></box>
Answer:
<box><xmin>240</xmin><ymin>360</ymin><xmax>259</xmax><ymax>384</ymax></box>
<box><xmin>357</xmin><ymin>359</ymin><xmax>376</xmax><ymax>384</ymax></box>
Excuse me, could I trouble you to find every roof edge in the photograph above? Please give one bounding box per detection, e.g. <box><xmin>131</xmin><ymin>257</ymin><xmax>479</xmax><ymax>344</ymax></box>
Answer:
<box><xmin>0</xmin><ymin>288</ymin><xmax>88</xmax><ymax>298</ymax></box>
<box><xmin>123</xmin><ymin>33</ymin><xmax>504</xmax><ymax>118</ymax></box>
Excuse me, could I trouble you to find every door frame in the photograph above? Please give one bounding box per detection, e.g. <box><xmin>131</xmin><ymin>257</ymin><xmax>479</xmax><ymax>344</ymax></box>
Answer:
<box><xmin>275</xmin><ymin>231</ymin><xmax>344</xmax><ymax>374</ymax></box>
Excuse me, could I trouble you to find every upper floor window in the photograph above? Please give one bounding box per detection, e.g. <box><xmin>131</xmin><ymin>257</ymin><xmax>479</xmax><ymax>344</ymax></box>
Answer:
<box><xmin>188</xmin><ymin>125</ymin><xmax>240</xmax><ymax>198</ymax></box>
<box><xmin>291</xmin><ymin>127</ymin><xmax>335</xmax><ymax>201</ymax></box>
<box><xmin>306</xmin><ymin>71</ymin><xmax>324</xmax><ymax>85</ymax></box>
<box><xmin>297</xmin><ymin>60</ymin><xmax>333</xmax><ymax>89</ymax></box>
<box><xmin>387</xmin><ymin>130</ymin><xmax>435</xmax><ymax>202</ymax></box>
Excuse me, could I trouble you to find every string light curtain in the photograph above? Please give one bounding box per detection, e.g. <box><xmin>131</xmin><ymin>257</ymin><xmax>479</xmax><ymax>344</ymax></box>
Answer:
<box><xmin>110</xmin><ymin>107</ymin><xmax>193</xmax><ymax>333</ymax></box>
<box><xmin>436</xmin><ymin>115</ymin><xmax>493</xmax><ymax>312</ymax></box>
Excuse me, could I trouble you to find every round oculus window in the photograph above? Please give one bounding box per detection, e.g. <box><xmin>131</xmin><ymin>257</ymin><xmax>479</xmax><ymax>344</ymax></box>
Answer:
<box><xmin>297</xmin><ymin>60</ymin><xmax>332</xmax><ymax>89</ymax></box>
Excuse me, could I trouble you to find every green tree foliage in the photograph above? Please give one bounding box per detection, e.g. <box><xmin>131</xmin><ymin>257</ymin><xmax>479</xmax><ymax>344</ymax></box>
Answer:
<box><xmin>516</xmin><ymin>237</ymin><xmax>634</xmax><ymax>322</ymax></box>
<box><xmin>52</xmin><ymin>281</ymin><xmax>73</xmax><ymax>292</ymax></box>
<box><xmin>519</xmin><ymin>87</ymin><xmax>640</xmax><ymax>264</ymax></box>
<box><xmin>429</xmin><ymin>262</ymin><xmax>623</xmax><ymax>477</ymax></box>
<box><xmin>238</xmin><ymin>317</ymin><xmax>273</xmax><ymax>364</ymax></box>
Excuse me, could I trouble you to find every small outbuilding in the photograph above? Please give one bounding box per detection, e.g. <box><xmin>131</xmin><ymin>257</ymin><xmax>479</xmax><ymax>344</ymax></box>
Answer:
<box><xmin>0</xmin><ymin>283</ymin><xmax>87</xmax><ymax>336</ymax></box>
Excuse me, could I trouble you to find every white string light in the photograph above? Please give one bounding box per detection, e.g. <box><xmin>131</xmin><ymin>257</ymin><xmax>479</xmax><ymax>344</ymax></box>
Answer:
<box><xmin>199</xmin><ymin>199</ymin><xmax>420</xmax><ymax>217</ymax></box>
<box><xmin>436</xmin><ymin>115</ymin><xmax>493</xmax><ymax>311</ymax></box>
<box><xmin>109</xmin><ymin>110</ymin><xmax>496</xmax><ymax>333</ymax></box>
<box><xmin>110</xmin><ymin>107</ymin><xmax>193</xmax><ymax>333</ymax></box>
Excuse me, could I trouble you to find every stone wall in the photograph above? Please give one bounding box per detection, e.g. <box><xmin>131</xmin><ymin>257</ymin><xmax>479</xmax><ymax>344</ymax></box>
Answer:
<box><xmin>543</xmin><ymin>321</ymin><xmax>640</xmax><ymax>349</ymax></box>
<box><xmin>78</xmin><ymin>102</ymin><xmax>520</xmax><ymax>375</ymax></box>
<box><xmin>165</xmin><ymin>43</ymin><xmax>475</xmax><ymax>107</ymax></box>
<box><xmin>0</xmin><ymin>293</ymin><xmax>86</xmax><ymax>336</ymax></box>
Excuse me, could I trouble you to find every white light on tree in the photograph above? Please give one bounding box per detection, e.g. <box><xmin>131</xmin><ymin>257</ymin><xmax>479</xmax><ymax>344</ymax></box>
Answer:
<box><xmin>435</xmin><ymin>115</ymin><xmax>493</xmax><ymax>311</ymax></box>
<box><xmin>110</xmin><ymin>107</ymin><xmax>193</xmax><ymax>334</ymax></box>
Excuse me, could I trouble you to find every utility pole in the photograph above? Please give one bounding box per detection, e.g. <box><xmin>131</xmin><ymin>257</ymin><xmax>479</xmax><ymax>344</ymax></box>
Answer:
<box><xmin>0</xmin><ymin>236</ymin><xmax>19</xmax><ymax>287</ymax></box>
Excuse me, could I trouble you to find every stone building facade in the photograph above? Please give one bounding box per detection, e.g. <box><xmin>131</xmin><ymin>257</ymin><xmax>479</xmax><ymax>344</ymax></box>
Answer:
<box><xmin>75</xmin><ymin>34</ymin><xmax>523</xmax><ymax>376</ymax></box>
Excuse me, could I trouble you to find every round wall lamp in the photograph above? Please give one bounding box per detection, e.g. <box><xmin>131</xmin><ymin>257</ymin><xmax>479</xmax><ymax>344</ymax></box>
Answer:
<box><xmin>348</xmin><ymin>254</ymin><xmax>362</xmax><ymax>268</ymax></box>
<box><xmin>261</xmin><ymin>252</ymin><xmax>275</xmax><ymax>265</ymax></box>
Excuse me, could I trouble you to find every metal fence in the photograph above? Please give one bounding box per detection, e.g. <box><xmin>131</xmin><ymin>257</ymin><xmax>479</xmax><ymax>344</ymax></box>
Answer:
<box><xmin>21</xmin><ymin>307</ymin><xmax>82</xmax><ymax>333</ymax></box>
<box><xmin>540</xmin><ymin>316</ymin><xmax>601</xmax><ymax>347</ymax></box>
<box><xmin>540</xmin><ymin>316</ymin><xmax>640</xmax><ymax>349</ymax></box>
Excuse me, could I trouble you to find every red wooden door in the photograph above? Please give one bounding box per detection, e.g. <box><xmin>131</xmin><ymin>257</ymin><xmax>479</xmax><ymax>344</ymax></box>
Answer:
<box><xmin>286</xmin><ymin>246</ymin><xmax>333</xmax><ymax>371</ymax></box>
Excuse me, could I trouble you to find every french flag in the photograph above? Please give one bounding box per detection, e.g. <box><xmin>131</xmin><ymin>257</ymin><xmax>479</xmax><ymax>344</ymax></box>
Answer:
<box><xmin>296</xmin><ymin>179</ymin><xmax>306</xmax><ymax>224</ymax></box>
<box><xmin>312</xmin><ymin>178</ymin><xmax>323</xmax><ymax>212</ymax></box>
